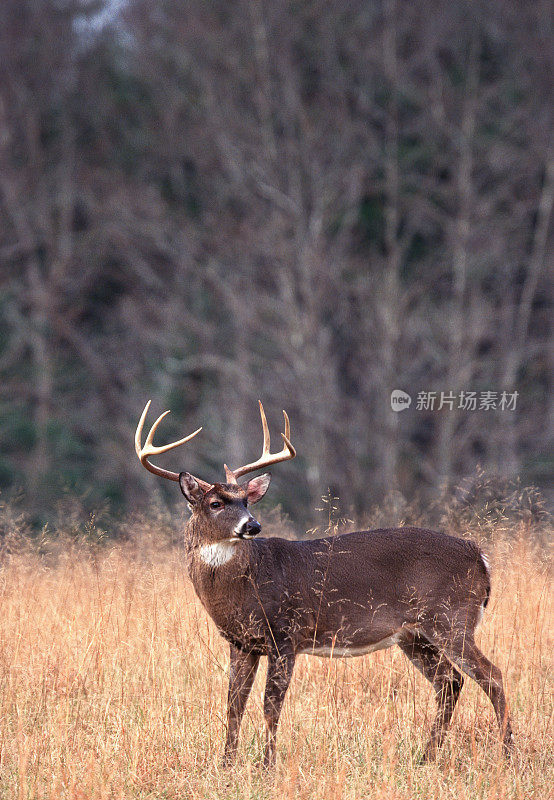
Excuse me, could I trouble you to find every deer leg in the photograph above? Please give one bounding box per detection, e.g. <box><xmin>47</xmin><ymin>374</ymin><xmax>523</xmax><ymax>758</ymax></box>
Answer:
<box><xmin>223</xmin><ymin>644</ymin><xmax>260</xmax><ymax>767</ymax></box>
<box><xmin>446</xmin><ymin>636</ymin><xmax>514</xmax><ymax>756</ymax></box>
<box><xmin>263</xmin><ymin>649</ymin><xmax>295</xmax><ymax>769</ymax></box>
<box><xmin>399</xmin><ymin>632</ymin><xmax>464</xmax><ymax>761</ymax></box>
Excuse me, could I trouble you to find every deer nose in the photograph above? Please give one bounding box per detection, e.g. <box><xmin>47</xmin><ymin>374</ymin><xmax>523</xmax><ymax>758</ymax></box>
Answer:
<box><xmin>243</xmin><ymin>519</ymin><xmax>261</xmax><ymax>538</ymax></box>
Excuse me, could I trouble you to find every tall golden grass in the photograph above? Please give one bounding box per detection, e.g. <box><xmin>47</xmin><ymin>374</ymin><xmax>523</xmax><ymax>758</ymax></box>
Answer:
<box><xmin>0</xmin><ymin>506</ymin><xmax>551</xmax><ymax>799</ymax></box>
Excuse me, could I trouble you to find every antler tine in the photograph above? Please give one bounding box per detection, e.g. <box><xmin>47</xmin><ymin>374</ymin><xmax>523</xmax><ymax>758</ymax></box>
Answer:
<box><xmin>227</xmin><ymin>401</ymin><xmax>296</xmax><ymax>482</ymax></box>
<box><xmin>135</xmin><ymin>400</ymin><xmax>211</xmax><ymax>489</ymax></box>
<box><xmin>144</xmin><ymin>409</ymin><xmax>203</xmax><ymax>455</ymax></box>
<box><xmin>259</xmin><ymin>400</ymin><xmax>271</xmax><ymax>455</ymax></box>
<box><xmin>283</xmin><ymin>409</ymin><xmax>290</xmax><ymax>441</ymax></box>
<box><xmin>135</xmin><ymin>399</ymin><xmax>152</xmax><ymax>460</ymax></box>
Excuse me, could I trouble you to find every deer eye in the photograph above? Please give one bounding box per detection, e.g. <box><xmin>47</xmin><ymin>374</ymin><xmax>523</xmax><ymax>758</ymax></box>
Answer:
<box><xmin>210</xmin><ymin>500</ymin><xmax>223</xmax><ymax>510</ymax></box>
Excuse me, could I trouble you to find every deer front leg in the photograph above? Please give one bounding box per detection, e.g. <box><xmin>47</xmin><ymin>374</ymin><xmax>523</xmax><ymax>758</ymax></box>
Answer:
<box><xmin>223</xmin><ymin>644</ymin><xmax>260</xmax><ymax>767</ymax></box>
<box><xmin>263</xmin><ymin>649</ymin><xmax>295</xmax><ymax>769</ymax></box>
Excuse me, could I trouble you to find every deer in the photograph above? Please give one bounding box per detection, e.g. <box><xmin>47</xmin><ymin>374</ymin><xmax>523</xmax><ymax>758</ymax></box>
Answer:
<box><xmin>135</xmin><ymin>400</ymin><xmax>514</xmax><ymax>769</ymax></box>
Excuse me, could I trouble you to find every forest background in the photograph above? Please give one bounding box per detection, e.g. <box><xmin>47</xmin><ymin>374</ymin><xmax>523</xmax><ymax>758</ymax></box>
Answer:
<box><xmin>0</xmin><ymin>0</ymin><xmax>552</xmax><ymax>532</ymax></box>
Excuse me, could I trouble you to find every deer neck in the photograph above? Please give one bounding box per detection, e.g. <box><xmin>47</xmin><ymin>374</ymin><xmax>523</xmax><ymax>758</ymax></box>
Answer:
<box><xmin>184</xmin><ymin>517</ymin><xmax>260</xmax><ymax>646</ymax></box>
<box><xmin>184</xmin><ymin>516</ymin><xmax>246</xmax><ymax>579</ymax></box>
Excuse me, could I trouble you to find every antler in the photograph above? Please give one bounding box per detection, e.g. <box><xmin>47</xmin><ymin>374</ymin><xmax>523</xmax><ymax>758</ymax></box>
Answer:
<box><xmin>224</xmin><ymin>401</ymin><xmax>296</xmax><ymax>483</ymax></box>
<box><xmin>135</xmin><ymin>400</ymin><xmax>212</xmax><ymax>490</ymax></box>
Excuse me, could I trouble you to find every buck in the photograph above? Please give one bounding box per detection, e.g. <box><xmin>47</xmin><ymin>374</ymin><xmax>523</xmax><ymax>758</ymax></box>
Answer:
<box><xmin>135</xmin><ymin>401</ymin><xmax>513</xmax><ymax>768</ymax></box>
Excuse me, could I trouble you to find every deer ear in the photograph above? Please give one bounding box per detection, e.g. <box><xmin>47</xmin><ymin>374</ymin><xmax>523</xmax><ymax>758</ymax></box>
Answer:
<box><xmin>179</xmin><ymin>472</ymin><xmax>205</xmax><ymax>505</ymax></box>
<box><xmin>245</xmin><ymin>473</ymin><xmax>271</xmax><ymax>504</ymax></box>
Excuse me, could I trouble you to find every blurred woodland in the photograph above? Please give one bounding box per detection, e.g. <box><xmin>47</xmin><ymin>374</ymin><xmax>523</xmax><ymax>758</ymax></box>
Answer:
<box><xmin>0</xmin><ymin>0</ymin><xmax>552</xmax><ymax>529</ymax></box>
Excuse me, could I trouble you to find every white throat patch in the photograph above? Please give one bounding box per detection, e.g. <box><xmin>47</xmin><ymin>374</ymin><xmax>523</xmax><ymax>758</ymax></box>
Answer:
<box><xmin>199</xmin><ymin>541</ymin><xmax>238</xmax><ymax>568</ymax></box>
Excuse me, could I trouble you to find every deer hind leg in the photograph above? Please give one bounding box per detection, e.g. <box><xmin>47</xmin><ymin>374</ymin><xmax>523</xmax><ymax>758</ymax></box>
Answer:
<box><xmin>445</xmin><ymin>636</ymin><xmax>514</xmax><ymax>756</ymax></box>
<box><xmin>263</xmin><ymin>649</ymin><xmax>296</xmax><ymax>769</ymax></box>
<box><xmin>399</xmin><ymin>632</ymin><xmax>464</xmax><ymax>761</ymax></box>
<box><xmin>223</xmin><ymin>644</ymin><xmax>260</xmax><ymax>767</ymax></box>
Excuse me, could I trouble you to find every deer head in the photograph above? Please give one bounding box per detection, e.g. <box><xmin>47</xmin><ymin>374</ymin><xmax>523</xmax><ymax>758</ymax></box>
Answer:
<box><xmin>135</xmin><ymin>400</ymin><xmax>296</xmax><ymax>545</ymax></box>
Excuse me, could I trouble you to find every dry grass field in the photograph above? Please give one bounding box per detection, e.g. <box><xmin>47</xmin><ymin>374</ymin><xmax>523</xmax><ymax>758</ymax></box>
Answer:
<box><xmin>0</xmin><ymin>506</ymin><xmax>551</xmax><ymax>799</ymax></box>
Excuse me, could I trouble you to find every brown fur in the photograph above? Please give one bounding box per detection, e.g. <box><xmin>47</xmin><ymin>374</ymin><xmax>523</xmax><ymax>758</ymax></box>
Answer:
<box><xmin>180</xmin><ymin>475</ymin><xmax>513</xmax><ymax>768</ymax></box>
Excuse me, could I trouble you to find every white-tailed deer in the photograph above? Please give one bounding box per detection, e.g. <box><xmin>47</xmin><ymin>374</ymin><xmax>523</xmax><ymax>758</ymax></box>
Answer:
<box><xmin>135</xmin><ymin>401</ymin><xmax>513</xmax><ymax>768</ymax></box>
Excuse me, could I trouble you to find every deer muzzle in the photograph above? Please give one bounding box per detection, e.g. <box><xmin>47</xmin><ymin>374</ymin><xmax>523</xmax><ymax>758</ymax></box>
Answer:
<box><xmin>235</xmin><ymin>518</ymin><xmax>262</xmax><ymax>539</ymax></box>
